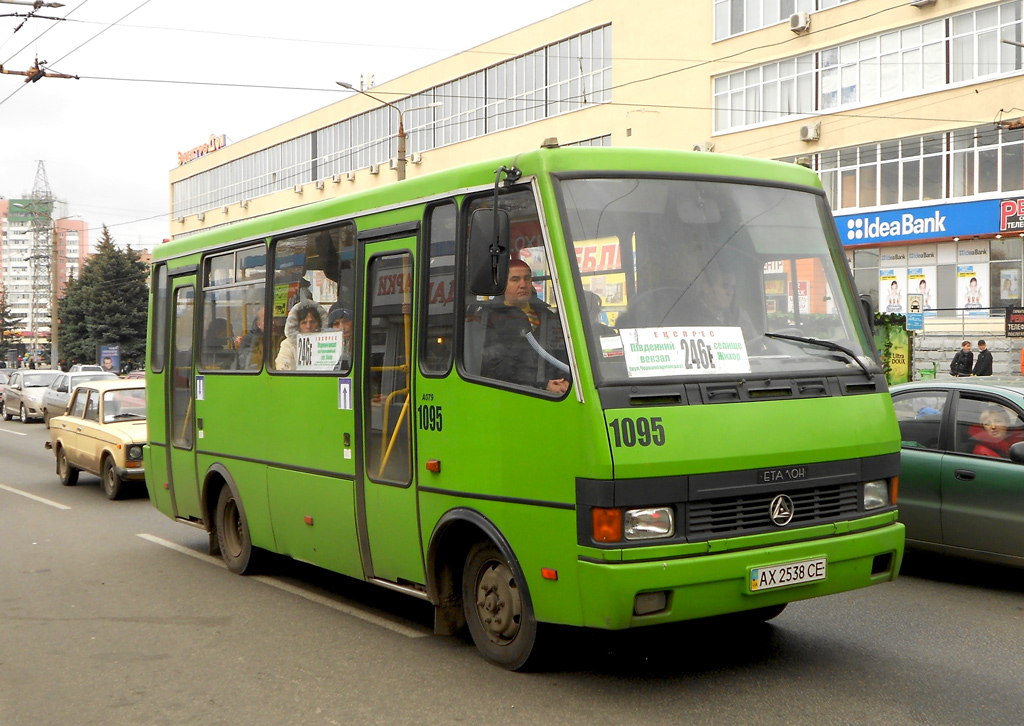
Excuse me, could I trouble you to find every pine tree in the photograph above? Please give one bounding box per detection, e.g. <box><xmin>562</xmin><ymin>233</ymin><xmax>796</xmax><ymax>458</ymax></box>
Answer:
<box><xmin>57</xmin><ymin>226</ymin><xmax>149</xmax><ymax>368</ymax></box>
<box><xmin>0</xmin><ymin>284</ymin><xmax>24</xmax><ymax>360</ymax></box>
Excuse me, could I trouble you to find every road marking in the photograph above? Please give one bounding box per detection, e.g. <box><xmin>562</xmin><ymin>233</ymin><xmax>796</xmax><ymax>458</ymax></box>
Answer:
<box><xmin>0</xmin><ymin>427</ymin><xmax>28</xmax><ymax>436</ymax></box>
<box><xmin>136</xmin><ymin>533</ymin><xmax>430</xmax><ymax>639</ymax></box>
<box><xmin>0</xmin><ymin>484</ymin><xmax>71</xmax><ymax>510</ymax></box>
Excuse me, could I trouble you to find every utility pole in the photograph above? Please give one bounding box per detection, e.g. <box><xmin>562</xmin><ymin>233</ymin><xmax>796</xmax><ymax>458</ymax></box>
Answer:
<box><xmin>28</xmin><ymin>161</ymin><xmax>53</xmax><ymax>367</ymax></box>
<box><xmin>50</xmin><ymin>219</ymin><xmax>59</xmax><ymax>369</ymax></box>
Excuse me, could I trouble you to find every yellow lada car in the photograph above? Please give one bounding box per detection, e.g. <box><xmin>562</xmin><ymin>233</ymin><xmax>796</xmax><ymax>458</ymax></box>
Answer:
<box><xmin>46</xmin><ymin>379</ymin><xmax>146</xmax><ymax>499</ymax></box>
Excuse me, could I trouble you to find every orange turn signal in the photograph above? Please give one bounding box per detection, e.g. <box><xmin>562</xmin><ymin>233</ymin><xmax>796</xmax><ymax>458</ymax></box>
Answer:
<box><xmin>541</xmin><ymin>568</ymin><xmax>558</xmax><ymax>580</ymax></box>
<box><xmin>891</xmin><ymin>476</ymin><xmax>899</xmax><ymax>504</ymax></box>
<box><xmin>592</xmin><ymin>507</ymin><xmax>622</xmax><ymax>543</ymax></box>
<box><xmin>426</xmin><ymin>459</ymin><xmax>441</xmax><ymax>473</ymax></box>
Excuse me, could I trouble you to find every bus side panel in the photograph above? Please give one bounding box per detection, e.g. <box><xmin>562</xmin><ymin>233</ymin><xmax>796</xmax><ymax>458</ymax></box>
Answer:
<box><xmin>267</xmin><ymin>469</ymin><xmax>362</xmax><ymax>579</ymax></box>
<box><xmin>144</xmin><ymin>442</ymin><xmax>173</xmax><ymax>514</ymax></box>
<box><xmin>415</xmin><ymin>380</ymin><xmax>612</xmax><ymax>628</ymax></box>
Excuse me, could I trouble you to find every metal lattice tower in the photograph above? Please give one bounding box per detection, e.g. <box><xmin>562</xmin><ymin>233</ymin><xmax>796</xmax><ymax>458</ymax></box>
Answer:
<box><xmin>28</xmin><ymin>160</ymin><xmax>54</xmax><ymax>350</ymax></box>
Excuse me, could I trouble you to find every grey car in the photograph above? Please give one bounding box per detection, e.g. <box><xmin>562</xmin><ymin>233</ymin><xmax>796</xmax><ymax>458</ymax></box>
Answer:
<box><xmin>891</xmin><ymin>378</ymin><xmax>1024</xmax><ymax>569</ymax></box>
<box><xmin>41</xmin><ymin>371</ymin><xmax>119</xmax><ymax>426</ymax></box>
<box><xmin>2</xmin><ymin>370</ymin><xmax>62</xmax><ymax>423</ymax></box>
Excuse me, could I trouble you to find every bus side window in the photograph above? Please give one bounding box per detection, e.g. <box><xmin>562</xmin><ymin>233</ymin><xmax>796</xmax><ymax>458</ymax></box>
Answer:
<box><xmin>200</xmin><ymin>245</ymin><xmax>266</xmax><ymax>372</ymax></box>
<box><xmin>462</xmin><ymin>190</ymin><xmax>570</xmax><ymax>395</ymax></box>
<box><xmin>421</xmin><ymin>202</ymin><xmax>456</xmax><ymax>375</ymax></box>
<box><xmin>270</xmin><ymin>223</ymin><xmax>355</xmax><ymax>373</ymax></box>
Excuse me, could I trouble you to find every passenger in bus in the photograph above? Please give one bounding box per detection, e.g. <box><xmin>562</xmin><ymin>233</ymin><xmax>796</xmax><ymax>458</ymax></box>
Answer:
<box><xmin>583</xmin><ymin>290</ymin><xmax>617</xmax><ymax>338</ymax></box>
<box><xmin>203</xmin><ymin>317</ymin><xmax>234</xmax><ymax>368</ymax></box>
<box><xmin>480</xmin><ymin>258</ymin><xmax>570</xmax><ymax>394</ymax></box>
<box><xmin>235</xmin><ymin>304</ymin><xmax>265</xmax><ymax>370</ymax></box>
<box><xmin>275</xmin><ymin>300</ymin><xmax>324</xmax><ymax>371</ymax></box>
<box><xmin>327</xmin><ymin>302</ymin><xmax>354</xmax><ymax>368</ymax></box>
<box><xmin>693</xmin><ymin>259</ymin><xmax>757</xmax><ymax>338</ymax></box>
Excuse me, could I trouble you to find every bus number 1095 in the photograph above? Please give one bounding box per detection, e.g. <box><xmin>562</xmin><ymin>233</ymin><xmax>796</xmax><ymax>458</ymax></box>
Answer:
<box><xmin>608</xmin><ymin>417</ymin><xmax>666</xmax><ymax>448</ymax></box>
<box><xmin>417</xmin><ymin>404</ymin><xmax>443</xmax><ymax>432</ymax></box>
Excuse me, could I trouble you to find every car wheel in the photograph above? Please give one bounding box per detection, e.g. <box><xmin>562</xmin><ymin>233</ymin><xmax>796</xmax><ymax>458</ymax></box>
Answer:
<box><xmin>462</xmin><ymin>541</ymin><xmax>540</xmax><ymax>671</ymax></box>
<box><xmin>102</xmin><ymin>457</ymin><xmax>125</xmax><ymax>500</ymax></box>
<box><xmin>0</xmin><ymin>401</ymin><xmax>8</xmax><ymax>421</ymax></box>
<box><xmin>19</xmin><ymin>404</ymin><xmax>27</xmax><ymax>423</ymax></box>
<box><xmin>43</xmin><ymin>409</ymin><xmax>50</xmax><ymax>428</ymax></box>
<box><xmin>57</xmin><ymin>446</ymin><xmax>79</xmax><ymax>487</ymax></box>
<box><xmin>215</xmin><ymin>486</ymin><xmax>261</xmax><ymax>574</ymax></box>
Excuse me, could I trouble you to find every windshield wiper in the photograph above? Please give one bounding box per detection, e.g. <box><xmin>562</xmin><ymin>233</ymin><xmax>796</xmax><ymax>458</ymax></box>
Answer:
<box><xmin>763</xmin><ymin>332</ymin><xmax>875</xmax><ymax>380</ymax></box>
<box><xmin>111</xmin><ymin>413</ymin><xmax>145</xmax><ymax>420</ymax></box>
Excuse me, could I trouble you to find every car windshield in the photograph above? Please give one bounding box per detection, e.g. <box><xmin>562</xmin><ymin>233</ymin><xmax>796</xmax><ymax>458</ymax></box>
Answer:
<box><xmin>556</xmin><ymin>176</ymin><xmax>875</xmax><ymax>384</ymax></box>
<box><xmin>23</xmin><ymin>371</ymin><xmax>61</xmax><ymax>387</ymax></box>
<box><xmin>103</xmin><ymin>388</ymin><xmax>147</xmax><ymax>423</ymax></box>
<box><xmin>72</xmin><ymin>373</ymin><xmax>118</xmax><ymax>385</ymax></box>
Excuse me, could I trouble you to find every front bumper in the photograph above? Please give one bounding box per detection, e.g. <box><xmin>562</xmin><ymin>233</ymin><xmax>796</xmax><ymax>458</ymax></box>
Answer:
<box><xmin>576</xmin><ymin>517</ymin><xmax>904</xmax><ymax>629</ymax></box>
<box><xmin>115</xmin><ymin>464</ymin><xmax>146</xmax><ymax>482</ymax></box>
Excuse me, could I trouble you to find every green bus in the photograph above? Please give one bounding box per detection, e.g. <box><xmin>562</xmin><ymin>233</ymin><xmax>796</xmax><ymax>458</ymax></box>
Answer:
<box><xmin>145</xmin><ymin>146</ymin><xmax>904</xmax><ymax>669</ymax></box>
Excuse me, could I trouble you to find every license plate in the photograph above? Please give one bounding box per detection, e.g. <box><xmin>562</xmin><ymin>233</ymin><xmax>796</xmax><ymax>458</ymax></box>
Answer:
<box><xmin>749</xmin><ymin>558</ymin><xmax>826</xmax><ymax>592</ymax></box>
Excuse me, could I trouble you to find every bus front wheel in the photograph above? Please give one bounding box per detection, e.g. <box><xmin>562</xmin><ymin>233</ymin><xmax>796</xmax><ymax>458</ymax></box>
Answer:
<box><xmin>215</xmin><ymin>486</ymin><xmax>258</xmax><ymax>574</ymax></box>
<box><xmin>462</xmin><ymin>541</ymin><xmax>538</xmax><ymax>670</ymax></box>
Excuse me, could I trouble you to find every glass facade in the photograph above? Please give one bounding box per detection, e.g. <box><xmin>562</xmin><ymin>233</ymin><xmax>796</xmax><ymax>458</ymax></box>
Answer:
<box><xmin>172</xmin><ymin>25</ymin><xmax>612</xmax><ymax>219</ymax></box>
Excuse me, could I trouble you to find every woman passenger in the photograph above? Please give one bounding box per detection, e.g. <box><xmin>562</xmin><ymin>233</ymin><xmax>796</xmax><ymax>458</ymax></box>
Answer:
<box><xmin>275</xmin><ymin>300</ymin><xmax>324</xmax><ymax>371</ymax></box>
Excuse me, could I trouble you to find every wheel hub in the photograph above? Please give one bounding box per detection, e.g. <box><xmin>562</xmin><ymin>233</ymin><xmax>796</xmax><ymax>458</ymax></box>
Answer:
<box><xmin>475</xmin><ymin>561</ymin><xmax>522</xmax><ymax>644</ymax></box>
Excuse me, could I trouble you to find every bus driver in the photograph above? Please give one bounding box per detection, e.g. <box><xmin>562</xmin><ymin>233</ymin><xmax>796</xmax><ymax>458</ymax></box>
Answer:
<box><xmin>480</xmin><ymin>258</ymin><xmax>570</xmax><ymax>394</ymax></box>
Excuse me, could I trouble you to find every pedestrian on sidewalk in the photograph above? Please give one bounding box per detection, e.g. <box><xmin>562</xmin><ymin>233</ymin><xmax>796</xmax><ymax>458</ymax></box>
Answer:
<box><xmin>951</xmin><ymin>341</ymin><xmax>973</xmax><ymax>377</ymax></box>
<box><xmin>973</xmin><ymin>340</ymin><xmax>993</xmax><ymax>376</ymax></box>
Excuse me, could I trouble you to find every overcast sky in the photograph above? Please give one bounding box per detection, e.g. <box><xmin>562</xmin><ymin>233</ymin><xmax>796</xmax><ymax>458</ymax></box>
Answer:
<box><xmin>0</xmin><ymin>0</ymin><xmax>586</xmax><ymax>249</ymax></box>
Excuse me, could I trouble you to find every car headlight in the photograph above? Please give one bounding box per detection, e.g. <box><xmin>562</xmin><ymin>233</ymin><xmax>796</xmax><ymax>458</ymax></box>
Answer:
<box><xmin>624</xmin><ymin>507</ymin><xmax>675</xmax><ymax>540</ymax></box>
<box><xmin>127</xmin><ymin>445</ymin><xmax>143</xmax><ymax>460</ymax></box>
<box><xmin>863</xmin><ymin>479</ymin><xmax>890</xmax><ymax>510</ymax></box>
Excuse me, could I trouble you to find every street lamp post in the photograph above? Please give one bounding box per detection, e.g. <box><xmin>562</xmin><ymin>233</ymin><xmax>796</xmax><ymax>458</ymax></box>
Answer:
<box><xmin>336</xmin><ymin>81</ymin><xmax>440</xmax><ymax>180</ymax></box>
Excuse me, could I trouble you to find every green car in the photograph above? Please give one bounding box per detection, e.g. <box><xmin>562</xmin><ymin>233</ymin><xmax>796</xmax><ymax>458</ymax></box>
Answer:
<box><xmin>892</xmin><ymin>378</ymin><xmax>1024</xmax><ymax>568</ymax></box>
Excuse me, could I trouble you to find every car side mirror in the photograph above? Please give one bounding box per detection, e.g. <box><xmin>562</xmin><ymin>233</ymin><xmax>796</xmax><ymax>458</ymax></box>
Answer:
<box><xmin>467</xmin><ymin>207</ymin><xmax>510</xmax><ymax>296</ymax></box>
<box><xmin>1009</xmin><ymin>441</ymin><xmax>1024</xmax><ymax>464</ymax></box>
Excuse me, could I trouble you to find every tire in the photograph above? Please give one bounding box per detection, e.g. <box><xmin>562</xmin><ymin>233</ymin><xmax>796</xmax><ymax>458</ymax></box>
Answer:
<box><xmin>57</xmin><ymin>446</ymin><xmax>79</xmax><ymax>487</ymax></box>
<box><xmin>43</xmin><ymin>409</ymin><xmax>50</xmax><ymax>428</ymax></box>
<box><xmin>215</xmin><ymin>485</ymin><xmax>259</xmax><ymax>574</ymax></box>
<box><xmin>461</xmin><ymin>541</ymin><xmax>539</xmax><ymax>670</ymax></box>
<box><xmin>0</xmin><ymin>401</ymin><xmax>8</xmax><ymax>421</ymax></box>
<box><xmin>102</xmin><ymin>457</ymin><xmax>124</xmax><ymax>500</ymax></box>
<box><xmin>19</xmin><ymin>404</ymin><xmax>27</xmax><ymax>423</ymax></box>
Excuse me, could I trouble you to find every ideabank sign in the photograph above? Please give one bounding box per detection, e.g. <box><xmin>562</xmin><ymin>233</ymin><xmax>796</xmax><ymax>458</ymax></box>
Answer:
<box><xmin>836</xmin><ymin>199</ymin><xmax>1002</xmax><ymax>245</ymax></box>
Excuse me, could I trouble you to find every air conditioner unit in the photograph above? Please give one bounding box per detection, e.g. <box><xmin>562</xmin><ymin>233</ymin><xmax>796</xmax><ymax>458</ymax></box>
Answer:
<box><xmin>222</xmin><ymin>206</ymin><xmax>230</xmax><ymax>214</ymax></box>
<box><xmin>176</xmin><ymin>216</ymin><xmax>185</xmax><ymax>224</ymax></box>
<box><xmin>369</xmin><ymin>164</ymin><xmax>380</xmax><ymax>175</ymax></box>
<box><xmin>909</xmin><ymin>0</ymin><xmax>936</xmax><ymax>6</ymax></box>
<box><xmin>388</xmin><ymin>158</ymin><xmax>399</xmax><ymax>171</ymax></box>
<box><xmin>408</xmin><ymin>152</ymin><xmax>423</xmax><ymax>164</ymax></box>
<box><xmin>293</xmin><ymin>184</ymin><xmax>303</xmax><ymax>193</ymax></box>
<box><xmin>790</xmin><ymin>11</ymin><xmax>810</xmax><ymax>33</ymax></box>
<box><xmin>799</xmin><ymin>122</ymin><xmax>821</xmax><ymax>141</ymax></box>
<box><xmin>346</xmin><ymin>172</ymin><xmax>356</xmax><ymax>181</ymax></box>
<box><xmin>692</xmin><ymin>142</ymin><xmax>715</xmax><ymax>153</ymax></box>
<box><xmin>795</xmin><ymin>156</ymin><xmax>812</xmax><ymax>168</ymax></box>
<box><xmin>239</xmin><ymin>199</ymin><xmax>249</xmax><ymax>209</ymax></box>
<box><xmin>331</xmin><ymin>174</ymin><xmax>342</xmax><ymax>184</ymax></box>
<box><xmin>315</xmin><ymin>180</ymin><xmax>325</xmax><ymax>190</ymax></box>
<box><xmin>196</xmin><ymin>213</ymin><xmax>205</xmax><ymax>222</ymax></box>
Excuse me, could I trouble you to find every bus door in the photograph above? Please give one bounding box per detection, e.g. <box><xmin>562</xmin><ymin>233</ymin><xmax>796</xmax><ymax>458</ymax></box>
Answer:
<box><xmin>165</xmin><ymin>277</ymin><xmax>203</xmax><ymax>522</ymax></box>
<box><xmin>357</xmin><ymin>233</ymin><xmax>423</xmax><ymax>586</ymax></box>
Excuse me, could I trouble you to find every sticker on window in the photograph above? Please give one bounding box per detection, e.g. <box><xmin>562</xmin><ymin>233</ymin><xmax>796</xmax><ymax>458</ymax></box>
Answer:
<box><xmin>620</xmin><ymin>327</ymin><xmax>751</xmax><ymax>377</ymax></box>
<box><xmin>296</xmin><ymin>331</ymin><xmax>346</xmax><ymax>371</ymax></box>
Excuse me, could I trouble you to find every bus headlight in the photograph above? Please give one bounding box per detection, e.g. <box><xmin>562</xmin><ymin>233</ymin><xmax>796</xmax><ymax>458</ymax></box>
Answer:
<box><xmin>624</xmin><ymin>507</ymin><xmax>675</xmax><ymax>540</ymax></box>
<box><xmin>863</xmin><ymin>480</ymin><xmax>889</xmax><ymax>510</ymax></box>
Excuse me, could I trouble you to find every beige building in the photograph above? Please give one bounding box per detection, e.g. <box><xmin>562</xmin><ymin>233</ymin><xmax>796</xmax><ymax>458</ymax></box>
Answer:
<box><xmin>171</xmin><ymin>0</ymin><xmax>1024</xmax><ymax>323</ymax></box>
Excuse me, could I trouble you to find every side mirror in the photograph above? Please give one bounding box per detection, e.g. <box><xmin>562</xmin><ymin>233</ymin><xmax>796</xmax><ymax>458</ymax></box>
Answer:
<box><xmin>859</xmin><ymin>293</ymin><xmax>875</xmax><ymax>336</ymax></box>
<box><xmin>467</xmin><ymin>208</ymin><xmax>510</xmax><ymax>296</ymax></box>
<box><xmin>1009</xmin><ymin>441</ymin><xmax>1024</xmax><ymax>464</ymax></box>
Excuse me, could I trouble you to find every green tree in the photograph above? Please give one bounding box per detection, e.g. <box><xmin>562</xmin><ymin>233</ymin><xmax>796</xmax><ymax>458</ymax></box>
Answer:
<box><xmin>57</xmin><ymin>226</ymin><xmax>149</xmax><ymax>368</ymax></box>
<box><xmin>0</xmin><ymin>284</ymin><xmax>24</xmax><ymax>360</ymax></box>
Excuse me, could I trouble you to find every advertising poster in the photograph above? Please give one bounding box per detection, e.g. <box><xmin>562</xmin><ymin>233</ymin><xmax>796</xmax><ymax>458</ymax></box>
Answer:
<box><xmin>907</xmin><ymin>266</ymin><xmax>936</xmax><ymax>317</ymax></box>
<box><xmin>873</xmin><ymin>324</ymin><xmax>909</xmax><ymax>385</ymax></box>
<box><xmin>879</xmin><ymin>268</ymin><xmax>907</xmax><ymax>314</ymax></box>
<box><xmin>98</xmin><ymin>344</ymin><xmax>120</xmax><ymax>374</ymax></box>
<box><xmin>999</xmin><ymin>269</ymin><xmax>1020</xmax><ymax>303</ymax></box>
<box><xmin>957</xmin><ymin>264</ymin><xmax>989</xmax><ymax>316</ymax></box>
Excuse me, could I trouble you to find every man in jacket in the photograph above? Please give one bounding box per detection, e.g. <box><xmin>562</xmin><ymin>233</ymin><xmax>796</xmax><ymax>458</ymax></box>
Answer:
<box><xmin>973</xmin><ymin>339</ymin><xmax>993</xmax><ymax>376</ymax></box>
<box><xmin>952</xmin><ymin>340</ymin><xmax>973</xmax><ymax>377</ymax></box>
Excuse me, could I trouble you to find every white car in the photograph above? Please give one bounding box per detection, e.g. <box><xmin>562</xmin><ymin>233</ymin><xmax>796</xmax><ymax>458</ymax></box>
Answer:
<box><xmin>2</xmin><ymin>370</ymin><xmax>61</xmax><ymax>422</ymax></box>
<box><xmin>41</xmin><ymin>371</ymin><xmax>119</xmax><ymax>426</ymax></box>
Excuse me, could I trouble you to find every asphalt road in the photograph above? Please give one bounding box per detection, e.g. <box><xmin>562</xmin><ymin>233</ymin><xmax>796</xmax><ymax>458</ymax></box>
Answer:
<box><xmin>1</xmin><ymin>416</ymin><xmax>1022</xmax><ymax>726</ymax></box>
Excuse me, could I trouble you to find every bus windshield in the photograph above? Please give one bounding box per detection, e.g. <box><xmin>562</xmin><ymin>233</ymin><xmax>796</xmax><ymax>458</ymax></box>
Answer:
<box><xmin>557</xmin><ymin>176</ymin><xmax>875</xmax><ymax>384</ymax></box>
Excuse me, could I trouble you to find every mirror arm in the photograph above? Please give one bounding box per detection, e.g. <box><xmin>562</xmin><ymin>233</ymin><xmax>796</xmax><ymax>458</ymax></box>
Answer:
<box><xmin>489</xmin><ymin>166</ymin><xmax>520</xmax><ymax>286</ymax></box>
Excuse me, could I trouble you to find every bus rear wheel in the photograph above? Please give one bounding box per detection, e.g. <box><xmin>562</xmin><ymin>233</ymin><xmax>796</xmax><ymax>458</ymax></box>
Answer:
<box><xmin>462</xmin><ymin>541</ymin><xmax>538</xmax><ymax>670</ymax></box>
<box><xmin>215</xmin><ymin>486</ymin><xmax>258</xmax><ymax>574</ymax></box>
